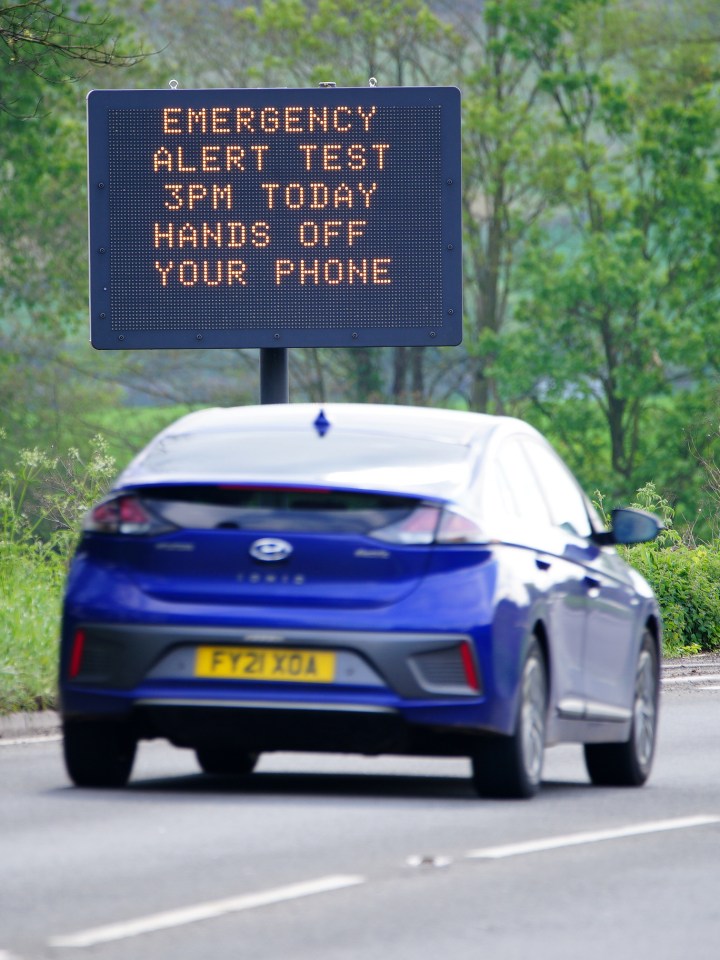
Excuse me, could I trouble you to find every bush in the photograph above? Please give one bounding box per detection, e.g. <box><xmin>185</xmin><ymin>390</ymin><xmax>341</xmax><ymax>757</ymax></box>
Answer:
<box><xmin>626</xmin><ymin>545</ymin><xmax>720</xmax><ymax>656</ymax></box>
<box><xmin>0</xmin><ymin>541</ymin><xmax>66</xmax><ymax>713</ymax></box>
<box><xmin>598</xmin><ymin>483</ymin><xmax>720</xmax><ymax>657</ymax></box>
<box><xmin>0</xmin><ymin>434</ymin><xmax>116</xmax><ymax>714</ymax></box>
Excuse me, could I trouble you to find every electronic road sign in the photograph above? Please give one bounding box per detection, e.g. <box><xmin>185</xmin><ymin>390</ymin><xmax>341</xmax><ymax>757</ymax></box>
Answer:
<box><xmin>87</xmin><ymin>86</ymin><xmax>462</xmax><ymax>349</ymax></box>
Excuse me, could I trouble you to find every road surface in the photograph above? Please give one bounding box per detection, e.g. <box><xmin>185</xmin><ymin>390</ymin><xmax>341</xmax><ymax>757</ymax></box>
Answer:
<box><xmin>1</xmin><ymin>677</ymin><xmax>718</xmax><ymax>959</ymax></box>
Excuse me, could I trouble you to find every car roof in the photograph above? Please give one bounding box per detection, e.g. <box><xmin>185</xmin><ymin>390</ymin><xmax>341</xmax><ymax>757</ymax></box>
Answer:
<box><xmin>118</xmin><ymin>403</ymin><xmax>540</xmax><ymax>501</ymax></box>
<box><xmin>159</xmin><ymin>402</ymin><xmax>499</xmax><ymax>441</ymax></box>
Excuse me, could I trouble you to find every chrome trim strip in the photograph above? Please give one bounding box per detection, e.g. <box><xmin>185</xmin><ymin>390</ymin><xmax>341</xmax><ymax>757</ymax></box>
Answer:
<box><xmin>585</xmin><ymin>701</ymin><xmax>632</xmax><ymax>723</ymax></box>
<box><xmin>136</xmin><ymin>698</ymin><xmax>397</xmax><ymax>715</ymax></box>
<box><xmin>557</xmin><ymin>697</ymin><xmax>585</xmax><ymax>720</ymax></box>
<box><xmin>557</xmin><ymin>698</ymin><xmax>631</xmax><ymax>723</ymax></box>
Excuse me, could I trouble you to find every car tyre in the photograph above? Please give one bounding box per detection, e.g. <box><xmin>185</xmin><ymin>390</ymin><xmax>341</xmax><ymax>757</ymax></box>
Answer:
<box><xmin>472</xmin><ymin>638</ymin><xmax>547</xmax><ymax>799</ymax></box>
<box><xmin>584</xmin><ymin>629</ymin><xmax>659</xmax><ymax>787</ymax></box>
<box><xmin>63</xmin><ymin>719</ymin><xmax>137</xmax><ymax>788</ymax></box>
<box><xmin>196</xmin><ymin>746</ymin><xmax>259</xmax><ymax>777</ymax></box>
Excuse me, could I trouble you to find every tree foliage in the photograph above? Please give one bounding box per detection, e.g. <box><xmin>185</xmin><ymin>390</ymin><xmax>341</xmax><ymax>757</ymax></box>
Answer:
<box><xmin>3</xmin><ymin>0</ymin><xmax>720</xmax><ymax>537</ymax></box>
<box><xmin>0</xmin><ymin>1</ymin><xmax>147</xmax><ymax>114</ymax></box>
<box><xmin>0</xmin><ymin>1</ymin><xmax>149</xmax><ymax>325</ymax></box>
<box><xmin>503</xmin><ymin>2</ymin><xmax>720</xmax><ymax>491</ymax></box>
<box><xmin>448</xmin><ymin>0</ymin><xmax>603</xmax><ymax>411</ymax></box>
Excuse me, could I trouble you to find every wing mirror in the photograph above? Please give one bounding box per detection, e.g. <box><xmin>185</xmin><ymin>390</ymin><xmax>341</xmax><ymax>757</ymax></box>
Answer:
<box><xmin>592</xmin><ymin>507</ymin><xmax>663</xmax><ymax>546</ymax></box>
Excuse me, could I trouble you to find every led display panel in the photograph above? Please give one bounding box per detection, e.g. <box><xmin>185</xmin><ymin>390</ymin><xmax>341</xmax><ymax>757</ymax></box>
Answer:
<box><xmin>87</xmin><ymin>87</ymin><xmax>462</xmax><ymax>349</ymax></box>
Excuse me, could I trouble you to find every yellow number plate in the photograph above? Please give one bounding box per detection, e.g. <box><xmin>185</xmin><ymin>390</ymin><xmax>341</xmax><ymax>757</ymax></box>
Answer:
<box><xmin>195</xmin><ymin>646</ymin><xmax>335</xmax><ymax>683</ymax></box>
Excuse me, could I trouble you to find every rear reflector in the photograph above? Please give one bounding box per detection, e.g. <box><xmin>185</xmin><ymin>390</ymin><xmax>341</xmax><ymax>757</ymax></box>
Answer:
<box><xmin>460</xmin><ymin>641</ymin><xmax>481</xmax><ymax>693</ymax></box>
<box><xmin>68</xmin><ymin>629</ymin><xmax>86</xmax><ymax>679</ymax></box>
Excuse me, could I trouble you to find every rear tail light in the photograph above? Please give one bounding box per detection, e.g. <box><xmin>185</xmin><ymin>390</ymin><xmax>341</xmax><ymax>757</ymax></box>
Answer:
<box><xmin>370</xmin><ymin>505</ymin><xmax>441</xmax><ymax>544</ymax></box>
<box><xmin>370</xmin><ymin>505</ymin><xmax>487</xmax><ymax>545</ymax></box>
<box><xmin>83</xmin><ymin>494</ymin><xmax>176</xmax><ymax>536</ymax></box>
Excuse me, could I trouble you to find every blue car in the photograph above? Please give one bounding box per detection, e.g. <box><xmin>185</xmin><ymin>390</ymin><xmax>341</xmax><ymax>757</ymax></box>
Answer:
<box><xmin>59</xmin><ymin>403</ymin><xmax>662</xmax><ymax>798</ymax></box>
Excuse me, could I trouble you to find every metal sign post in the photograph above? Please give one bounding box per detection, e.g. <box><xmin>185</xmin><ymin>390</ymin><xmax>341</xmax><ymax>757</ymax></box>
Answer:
<box><xmin>260</xmin><ymin>347</ymin><xmax>288</xmax><ymax>404</ymax></box>
<box><xmin>86</xmin><ymin>85</ymin><xmax>462</xmax><ymax>401</ymax></box>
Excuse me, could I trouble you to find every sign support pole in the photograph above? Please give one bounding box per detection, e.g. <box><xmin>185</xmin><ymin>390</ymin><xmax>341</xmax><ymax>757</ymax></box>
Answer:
<box><xmin>260</xmin><ymin>348</ymin><xmax>289</xmax><ymax>404</ymax></box>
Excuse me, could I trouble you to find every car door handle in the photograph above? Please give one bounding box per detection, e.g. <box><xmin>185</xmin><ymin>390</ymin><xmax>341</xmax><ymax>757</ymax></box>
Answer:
<box><xmin>584</xmin><ymin>575</ymin><xmax>601</xmax><ymax>597</ymax></box>
<box><xmin>536</xmin><ymin>557</ymin><xmax>552</xmax><ymax>571</ymax></box>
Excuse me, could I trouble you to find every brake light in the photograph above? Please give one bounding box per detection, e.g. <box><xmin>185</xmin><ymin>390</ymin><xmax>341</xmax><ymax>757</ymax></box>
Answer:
<box><xmin>83</xmin><ymin>495</ymin><xmax>175</xmax><ymax>536</ymax></box>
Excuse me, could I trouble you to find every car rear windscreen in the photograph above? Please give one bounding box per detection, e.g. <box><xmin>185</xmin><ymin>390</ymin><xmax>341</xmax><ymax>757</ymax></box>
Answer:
<box><xmin>135</xmin><ymin>486</ymin><xmax>431</xmax><ymax>535</ymax></box>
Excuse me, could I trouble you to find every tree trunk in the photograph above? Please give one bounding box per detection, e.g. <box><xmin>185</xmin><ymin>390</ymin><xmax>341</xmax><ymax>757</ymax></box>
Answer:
<box><xmin>411</xmin><ymin>347</ymin><xmax>424</xmax><ymax>405</ymax></box>
<box><xmin>392</xmin><ymin>347</ymin><xmax>408</xmax><ymax>402</ymax></box>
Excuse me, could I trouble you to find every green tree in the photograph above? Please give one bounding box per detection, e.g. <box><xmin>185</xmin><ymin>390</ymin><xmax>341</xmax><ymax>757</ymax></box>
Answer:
<box><xmin>443</xmin><ymin>0</ymin><xmax>601</xmax><ymax>411</ymax></box>
<box><xmin>0</xmin><ymin>1</ymin><xmax>144</xmax><ymax>114</ymax></box>
<box><xmin>0</xmin><ymin>1</ymin><xmax>148</xmax><ymax>321</ymax></box>
<box><xmin>0</xmin><ymin>2</ymin><xmax>153</xmax><ymax>471</ymax></box>
<box><xmin>506</xmin><ymin>1</ymin><xmax>720</xmax><ymax>486</ymax></box>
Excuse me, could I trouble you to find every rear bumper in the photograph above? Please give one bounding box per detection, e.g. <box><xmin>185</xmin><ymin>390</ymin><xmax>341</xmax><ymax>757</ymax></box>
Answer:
<box><xmin>61</xmin><ymin>622</ymin><xmax>482</xmax><ymax>699</ymax></box>
<box><xmin>58</xmin><ymin>621</ymin><xmax>518</xmax><ymax>746</ymax></box>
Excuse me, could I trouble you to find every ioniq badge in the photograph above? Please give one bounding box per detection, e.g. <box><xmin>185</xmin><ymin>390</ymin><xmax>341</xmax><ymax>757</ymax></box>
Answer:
<box><xmin>249</xmin><ymin>538</ymin><xmax>293</xmax><ymax>562</ymax></box>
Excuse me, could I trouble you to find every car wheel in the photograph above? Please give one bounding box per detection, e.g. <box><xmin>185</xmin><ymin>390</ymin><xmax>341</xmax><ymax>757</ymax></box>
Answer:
<box><xmin>196</xmin><ymin>746</ymin><xmax>259</xmax><ymax>777</ymax></box>
<box><xmin>584</xmin><ymin>629</ymin><xmax>659</xmax><ymax>787</ymax></box>
<box><xmin>472</xmin><ymin>638</ymin><xmax>547</xmax><ymax>799</ymax></box>
<box><xmin>63</xmin><ymin>719</ymin><xmax>137</xmax><ymax>788</ymax></box>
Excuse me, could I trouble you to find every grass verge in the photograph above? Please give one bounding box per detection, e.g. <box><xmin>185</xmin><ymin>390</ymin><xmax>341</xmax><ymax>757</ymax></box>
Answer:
<box><xmin>0</xmin><ymin>544</ymin><xmax>64</xmax><ymax>713</ymax></box>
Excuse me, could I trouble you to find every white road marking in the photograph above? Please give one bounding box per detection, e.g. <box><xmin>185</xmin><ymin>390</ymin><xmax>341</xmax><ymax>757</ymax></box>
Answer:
<box><xmin>662</xmin><ymin>674</ymin><xmax>720</xmax><ymax>685</ymax></box>
<box><xmin>466</xmin><ymin>815</ymin><xmax>720</xmax><ymax>860</ymax></box>
<box><xmin>48</xmin><ymin>875</ymin><xmax>365</xmax><ymax>948</ymax></box>
<box><xmin>0</xmin><ymin>735</ymin><xmax>62</xmax><ymax>747</ymax></box>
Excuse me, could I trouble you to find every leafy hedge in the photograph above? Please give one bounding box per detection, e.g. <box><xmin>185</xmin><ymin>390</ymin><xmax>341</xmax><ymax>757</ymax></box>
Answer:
<box><xmin>599</xmin><ymin>483</ymin><xmax>720</xmax><ymax>657</ymax></box>
<box><xmin>0</xmin><ymin>435</ymin><xmax>116</xmax><ymax>713</ymax></box>
<box><xmin>626</xmin><ymin>545</ymin><xmax>720</xmax><ymax>656</ymax></box>
<box><xmin>0</xmin><ymin>542</ymin><xmax>65</xmax><ymax>713</ymax></box>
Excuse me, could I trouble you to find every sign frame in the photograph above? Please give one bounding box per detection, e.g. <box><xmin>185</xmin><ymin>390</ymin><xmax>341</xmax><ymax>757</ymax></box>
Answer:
<box><xmin>87</xmin><ymin>86</ymin><xmax>462</xmax><ymax>350</ymax></box>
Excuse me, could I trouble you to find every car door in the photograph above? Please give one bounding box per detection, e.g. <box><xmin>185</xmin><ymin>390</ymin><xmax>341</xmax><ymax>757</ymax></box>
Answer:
<box><xmin>487</xmin><ymin>438</ymin><xmax>590</xmax><ymax>715</ymax></box>
<box><xmin>574</xmin><ymin>547</ymin><xmax>641</xmax><ymax>716</ymax></box>
<box><xmin>520</xmin><ymin>439</ymin><xmax>638</xmax><ymax>720</ymax></box>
